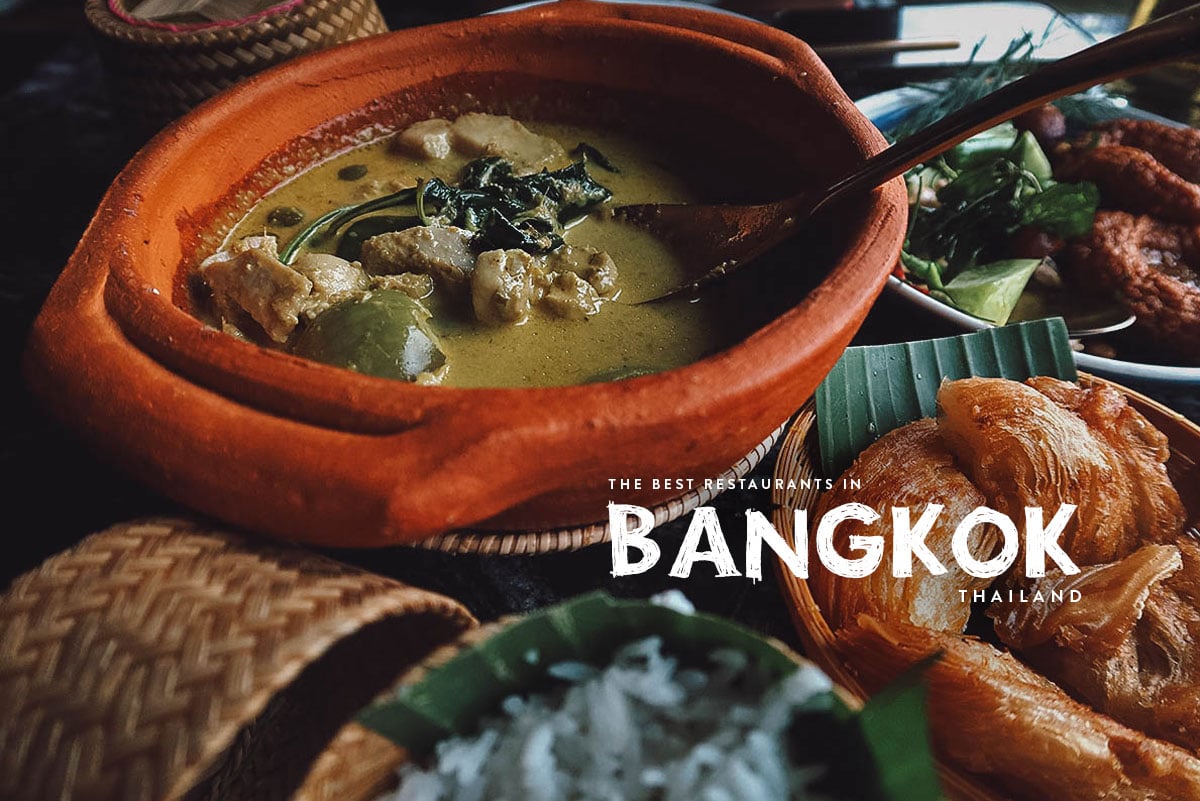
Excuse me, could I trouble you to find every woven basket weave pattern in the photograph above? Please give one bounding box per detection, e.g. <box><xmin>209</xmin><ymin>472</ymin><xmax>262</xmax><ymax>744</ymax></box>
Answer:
<box><xmin>86</xmin><ymin>0</ymin><xmax>387</xmax><ymax>134</ymax></box>
<box><xmin>295</xmin><ymin>624</ymin><xmax>515</xmax><ymax>801</ymax></box>
<box><xmin>418</xmin><ymin>422</ymin><xmax>788</xmax><ymax>555</ymax></box>
<box><xmin>0</xmin><ymin>518</ymin><xmax>474</xmax><ymax>801</ymax></box>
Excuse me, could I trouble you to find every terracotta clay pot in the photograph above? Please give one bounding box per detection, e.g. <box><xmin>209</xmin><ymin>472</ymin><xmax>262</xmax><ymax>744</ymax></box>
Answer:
<box><xmin>24</xmin><ymin>0</ymin><xmax>907</xmax><ymax>546</ymax></box>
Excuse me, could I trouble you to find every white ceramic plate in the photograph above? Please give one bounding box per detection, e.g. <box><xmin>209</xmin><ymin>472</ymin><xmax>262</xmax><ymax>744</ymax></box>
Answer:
<box><xmin>857</xmin><ymin>87</ymin><xmax>1200</xmax><ymax>387</ymax></box>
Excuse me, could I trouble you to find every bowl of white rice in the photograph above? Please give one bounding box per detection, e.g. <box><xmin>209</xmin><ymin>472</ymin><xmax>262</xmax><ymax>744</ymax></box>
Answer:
<box><xmin>353</xmin><ymin>592</ymin><xmax>942</xmax><ymax>801</ymax></box>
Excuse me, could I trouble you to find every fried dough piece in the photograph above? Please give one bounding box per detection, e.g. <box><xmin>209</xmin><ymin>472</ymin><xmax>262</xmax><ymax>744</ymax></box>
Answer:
<box><xmin>1091</xmin><ymin>119</ymin><xmax>1200</xmax><ymax>184</ymax></box>
<box><xmin>838</xmin><ymin>616</ymin><xmax>1200</xmax><ymax>801</ymax></box>
<box><xmin>1066</xmin><ymin>211</ymin><xmax>1200</xmax><ymax>363</ymax></box>
<box><xmin>811</xmin><ymin>420</ymin><xmax>993</xmax><ymax>632</ymax></box>
<box><xmin>990</xmin><ymin>544</ymin><xmax>1182</xmax><ymax>653</ymax></box>
<box><xmin>936</xmin><ymin>377</ymin><xmax>1136</xmax><ymax>565</ymax></box>
<box><xmin>1169</xmin><ymin>536</ymin><xmax>1200</xmax><ymax>606</ymax></box>
<box><xmin>1056</xmin><ymin>144</ymin><xmax>1200</xmax><ymax>225</ymax></box>
<box><xmin>993</xmin><ymin>542</ymin><xmax>1200</xmax><ymax>753</ymax></box>
<box><xmin>1025</xmin><ymin>376</ymin><xmax>1186</xmax><ymax>543</ymax></box>
<box><xmin>1147</xmin><ymin>537</ymin><xmax>1200</xmax><ymax>746</ymax></box>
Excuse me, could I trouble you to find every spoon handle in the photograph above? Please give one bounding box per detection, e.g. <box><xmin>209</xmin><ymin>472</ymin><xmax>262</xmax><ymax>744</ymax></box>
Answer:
<box><xmin>814</xmin><ymin>3</ymin><xmax>1200</xmax><ymax>213</ymax></box>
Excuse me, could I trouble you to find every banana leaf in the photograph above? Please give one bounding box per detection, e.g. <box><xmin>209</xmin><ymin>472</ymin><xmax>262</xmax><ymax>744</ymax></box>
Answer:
<box><xmin>815</xmin><ymin>318</ymin><xmax>1077</xmax><ymax>477</ymax></box>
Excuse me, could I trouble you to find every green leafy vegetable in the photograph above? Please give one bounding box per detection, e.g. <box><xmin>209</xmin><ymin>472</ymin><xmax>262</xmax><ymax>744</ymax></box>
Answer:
<box><xmin>1020</xmin><ymin>181</ymin><xmax>1101</xmax><ymax>238</ymax></box>
<box><xmin>887</xmin><ymin>30</ymin><xmax>1119</xmax><ymax>326</ymax></box>
<box><xmin>420</xmin><ymin>157</ymin><xmax>613</xmax><ymax>253</ymax></box>
<box><xmin>906</xmin><ymin>157</ymin><xmax>1039</xmax><ymax>273</ymax></box>
<box><xmin>891</xmin><ymin>30</ymin><xmax>1126</xmax><ymax>142</ymax></box>
<box><xmin>279</xmin><ymin>155</ymin><xmax>613</xmax><ymax>263</ymax></box>
<box><xmin>903</xmin><ymin>137</ymin><xmax>1096</xmax><ymax>272</ymax></box>
<box><xmin>891</xmin><ymin>33</ymin><xmax>1039</xmax><ymax>141</ymax></box>
<box><xmin>898</xmin><ymin>124</ymin><xmax>1097</xmax><ymax>324</ymax></box>
<box><xmin>570</xmin><ymin>142</ymin><xmax>620</xmax><ymax>172</ymax></box>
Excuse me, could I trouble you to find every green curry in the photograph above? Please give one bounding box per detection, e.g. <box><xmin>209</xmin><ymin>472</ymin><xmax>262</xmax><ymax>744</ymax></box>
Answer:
<box><xmin>199</xmin><ymin>114</ymin><xmax>805</xmax><ymax>388</ymax></box>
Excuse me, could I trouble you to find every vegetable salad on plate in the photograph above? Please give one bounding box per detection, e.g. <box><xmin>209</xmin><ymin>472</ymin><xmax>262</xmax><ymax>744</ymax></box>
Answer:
<box><xmin>899</xmin><ymin>122</ymin><xmax>1099</xmax><ymax>325</ymax></box>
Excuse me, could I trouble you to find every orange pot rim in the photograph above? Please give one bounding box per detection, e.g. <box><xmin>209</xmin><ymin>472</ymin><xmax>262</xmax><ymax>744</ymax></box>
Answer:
<box><xmin>26</xmin><ymin>0</ymin><xmax>908</xmax><ymax>544</ymax></box>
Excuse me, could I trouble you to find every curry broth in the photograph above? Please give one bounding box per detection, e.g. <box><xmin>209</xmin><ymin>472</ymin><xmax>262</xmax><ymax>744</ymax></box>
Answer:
<box><xmin>220</xmin><ymin>120</ymin><xmax>813</xmax><ymax>387</ymax></box>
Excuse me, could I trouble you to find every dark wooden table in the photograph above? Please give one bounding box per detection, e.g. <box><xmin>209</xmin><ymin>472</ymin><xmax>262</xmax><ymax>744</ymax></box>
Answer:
<box><xmin>2</xmin><ymin>1</ymin><xmax>1195</xmax><ymax>649</ymax></box>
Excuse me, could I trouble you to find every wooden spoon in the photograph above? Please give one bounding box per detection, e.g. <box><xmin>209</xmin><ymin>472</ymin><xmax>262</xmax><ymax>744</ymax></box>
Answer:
<box><xmin>618</xmin><ymin>3</ymin><xmax>1200</xmax><ymax>304</ymax></box>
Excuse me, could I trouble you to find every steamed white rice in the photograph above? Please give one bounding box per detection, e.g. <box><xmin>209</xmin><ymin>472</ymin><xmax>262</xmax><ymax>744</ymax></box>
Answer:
<box><xmin>379</xmin><ymin>636</ymin><xmax>836</xmax><ymax>801</ymax></box>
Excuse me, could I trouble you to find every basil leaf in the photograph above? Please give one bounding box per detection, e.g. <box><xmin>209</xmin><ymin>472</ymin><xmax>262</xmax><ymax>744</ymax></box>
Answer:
<box><xmin>1019</xmin><ymin>181</ymin><xmax>1100</xmax><ymax>238</ymax></box>
<box><xmin>571</xmin><ymin>142</ymin><xmax>620</xmax><ymax>172</ymax></box>
<box><xmin>417</xmin><ymin>158</ymin><xmax>612</xmax><ymax>254</ymax></box>
<box><xmin>282</xmin><ymin>155</ymin><xmax>613</xmax><ymax>263</ymax></box>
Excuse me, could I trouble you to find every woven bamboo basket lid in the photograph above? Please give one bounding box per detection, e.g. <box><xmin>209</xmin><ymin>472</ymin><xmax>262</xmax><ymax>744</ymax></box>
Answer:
<box><xmin>0</xmin><ymin>517</ymin><xmax>475</xmax><ymax>801</ymax></box>
<box><xmin>417</xmin><ymin>422</ymin><xmax>786</xmax><ymax>555</ymax></box>
<box><xmin>771</xmin><ymin>373</ymin><xmax>1200</xmax><ymax>801</ymax></box>
<box><xmin>85</xmin><ymin>0</ymin><xmax>388</xmax><ymax>138</ymax></box>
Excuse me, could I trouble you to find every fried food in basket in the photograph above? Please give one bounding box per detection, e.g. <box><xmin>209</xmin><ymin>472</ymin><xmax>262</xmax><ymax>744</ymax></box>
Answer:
<box><xmin>989</xmin><ymin>544</ymin><xmax>1181</xmax><ymax>654</ymax></box>
<box><xmin>937</xmin><ymin>377</ymin><xmax>1139</xmax><ymax>565</ymax></box>
<box><xmin>809</xmin><ymin>375</ymin><xmax>1184</xmax><ymax>632</ymax></box>
<box><xmin>1025</xmin><ymin>377</ymin><xmax>1187</xmax><ymax>539</ymax></box>
<box><xmin>1066</xmin><ymin>211</ymin><xmax>1200</xmax><ymax>363</ymax></box>
<box><xmin>809</xmin><ymin>419</ymin><xmax>994</xmax><ymax>633</ymax></box>
<box><xmin>992</xmin><ymin>541</ymin><xmax>1200</xmax><ymax>753</ymax></box>
<box><xmin>838</xmin><ymin>616</ymin><xmax>1200</xmax><ymax>801</ymax></box>
<box><xmin>808</xmin><ymin>374</ymin><xmax>1198</xmax><ymax>799</ymax></box>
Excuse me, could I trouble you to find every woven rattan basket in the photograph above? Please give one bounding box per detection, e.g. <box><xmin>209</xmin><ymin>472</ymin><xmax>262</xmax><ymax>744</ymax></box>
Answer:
<box><xmin>0</xmin><ymin>517</ymin><xmax>475</xmax><ymax>801</ymax></box>
<box><xmin>85</xmin><ymin>0</ymin><xmax>387</xmax><ymax>138</ymax></box>
<box><xmin>417</xmin><ymin>422</ymin><xmax>786</xmax><ymax>555</ymax></box>
<box><xmin>771</xmin><ymin>373</ymin><xmax>1200</xmax><ymax>801</ymax></box>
